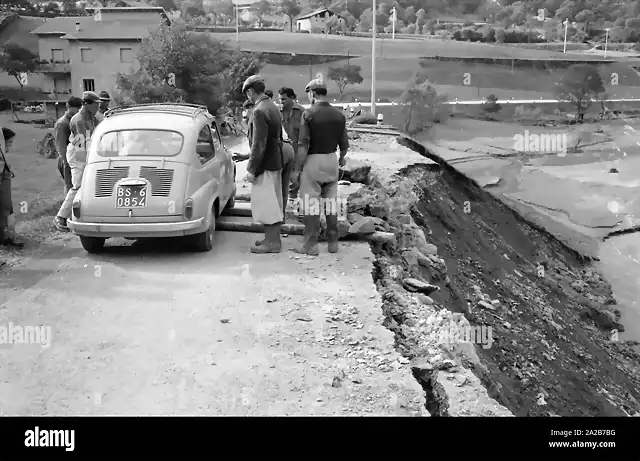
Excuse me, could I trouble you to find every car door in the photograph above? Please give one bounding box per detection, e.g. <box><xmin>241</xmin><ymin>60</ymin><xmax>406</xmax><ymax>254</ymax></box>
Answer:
<box><xmin>194</xmin><ymin>124</ymin><xmax>222</xmax><ymax>217</ymax></box>
<box><xmin>210</xmin><ymin>120</ymin><xmax>234</xmax><ymax>203</ymax></box>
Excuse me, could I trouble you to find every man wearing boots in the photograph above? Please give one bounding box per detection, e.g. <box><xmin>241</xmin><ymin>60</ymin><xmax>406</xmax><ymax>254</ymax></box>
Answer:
<box><xmin>291</xmin><ymin>78</ymin><xmax>349</xmax><ymax>256</ymax></box>
<box><xmin>242</xmin><ymin>75</ymin><xmax>285</xmax><ymax>254</ymax></box>
<box><xmin>53</xmin><ymin>91</ymin><xmax>100</xmax><ymax>232</ymax></box>
<box><xmin>278</xmin><ymin>87</ymin><xmax>304</xmax><ymax>203</ymax></box>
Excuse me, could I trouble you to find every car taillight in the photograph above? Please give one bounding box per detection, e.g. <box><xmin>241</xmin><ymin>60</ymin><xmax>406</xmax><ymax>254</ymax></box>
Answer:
<box><xmin>72</xmin><ymin>200</ymin><xmax>81</xmax><ymax>218</ymax></box>
<box><xmin>184</xmin><ymin>199</ymin><xmax>193</xmax><ymax>219</ymax></box>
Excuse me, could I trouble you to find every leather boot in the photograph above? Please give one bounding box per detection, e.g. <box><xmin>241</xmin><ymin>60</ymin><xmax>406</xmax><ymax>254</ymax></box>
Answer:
<box><xmin>325</xmin><ymin>214</ymin><xmax>339</xmax><ymax>253</ymax></box>
<box><xmin>250</xmin><ymin>223</ymin><xmax>282</xmax><ymax>253</ymax></box>
<box><xmin>292</xmin><ymin>215</ymin><xmax>320</xmax><ymax>256</ymax></box>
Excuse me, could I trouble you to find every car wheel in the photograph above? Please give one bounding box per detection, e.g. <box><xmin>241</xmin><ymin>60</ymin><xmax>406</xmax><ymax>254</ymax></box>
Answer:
<box><xmin>193</xmin><ymin>210</ymin><xmax>215</xmax><ymax>252</ymax></box>
<box><xmin>80</xmin><ymin>236</ymin><xmax>106</xmax><ymax>253</ymax></box>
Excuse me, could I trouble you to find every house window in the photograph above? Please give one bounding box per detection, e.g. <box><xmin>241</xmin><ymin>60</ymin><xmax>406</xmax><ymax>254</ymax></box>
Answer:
<box><xmin>80</xmin><ymin>48</ymin><xmax>93</xmax><ymax>62</ymax></box>
<box><xmin>119</xmin><ymin>47</ymin><xmax>133</xmax><ymax>63</ymax></box>
<box><xmin>51</xmin><ymin>49</ymin><xmax>64</xmax><ymax>62</ymax></box>
<box><xmin>83</xmin><ymin>79</ymin><xmax>95</xmax><ymax>92</ymax></box>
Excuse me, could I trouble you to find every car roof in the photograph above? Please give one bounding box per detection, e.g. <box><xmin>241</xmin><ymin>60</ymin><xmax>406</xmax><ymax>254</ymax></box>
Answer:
<box><xmin>101</xmin><ymin>104</ymin><xmax>214</xmax><ymax>133</ymax></box>
<box><xmin>99</xmin><ymin>112</ymin><xmax>212</xmax><ymax>133</ymax></box>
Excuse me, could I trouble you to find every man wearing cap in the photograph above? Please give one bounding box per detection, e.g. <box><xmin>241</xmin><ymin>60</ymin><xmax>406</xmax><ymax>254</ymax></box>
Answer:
<box><xmin>278</xmin><ymin>87</ymin><xmax>304</xmax><ymax>202</ymax></box>
<box><xmin>234</xmin><ymin>100</ymin><xmax>294</xmax><ymax>226</ymax></box>
<box><xmin>95</xmin><ymin>90</ymin><xmax>110</xmax><ymax>123</ymax></box>
<box><xmin>55</xmin><ymin>96</ymin><xmax>83</xmax><ymax>195</ymax></box>
<box><xmin>242</xmin><ymin>75</ymin><xmax>285</xmax><ymax>253</ymax></box>
<box><xmin>291</xmin><ymin>78</ymin><xmax>349</xmax><ymax>256</ymax></box>
<box><xmin>53</xmin><ymin>91</ymin><xmax>100</xmax><ymax>232</ymax></box>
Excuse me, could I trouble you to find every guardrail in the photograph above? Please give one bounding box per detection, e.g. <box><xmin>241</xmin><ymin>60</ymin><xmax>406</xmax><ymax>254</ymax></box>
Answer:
<box><xmin>298</xmin><ymin>98</ymin><xmax>640</xmax><ymax>109</ymax></box>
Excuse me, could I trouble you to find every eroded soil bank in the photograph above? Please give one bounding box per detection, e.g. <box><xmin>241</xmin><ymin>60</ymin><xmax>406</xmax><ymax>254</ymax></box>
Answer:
<box><xmin>356</xmin><ymin>158</ymin><xmax>640</xmax><ymax>416</ymax></box>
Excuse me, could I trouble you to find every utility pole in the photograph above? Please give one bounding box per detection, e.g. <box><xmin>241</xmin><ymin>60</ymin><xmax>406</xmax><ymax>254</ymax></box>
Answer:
<box><xmin>371</xmin><ymin>0</ymin><xmax>376</xmax><ymax>115</ymax></box>
<box><xmin>391</xmin><ymin>6</ymin><xmax>396</xmax><ymax>39</ymax></box>
<box><xmin>235</xmin><ymin>2</ymin><xmax>239</xmax><ymax>42</ymax></box>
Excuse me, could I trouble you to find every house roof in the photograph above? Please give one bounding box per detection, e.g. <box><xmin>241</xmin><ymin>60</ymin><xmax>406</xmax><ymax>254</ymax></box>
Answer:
<box><xmin>296</xmin><ymin>8</ymin><xmax>340</xmax><ymax>21</ymax></box>
<box><xmin>30</xmin><ymin>17</ymin><xmax>95</xmax><ymax>35</ymax></box>
<box><xmin>60</xmin><ymin>20</ymin><xmax>163</xmax><ymax>40</ymax></box>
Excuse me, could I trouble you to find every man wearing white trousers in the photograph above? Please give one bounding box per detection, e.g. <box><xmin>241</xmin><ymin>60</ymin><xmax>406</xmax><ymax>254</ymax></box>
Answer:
<box><xmin>53</xmin><ymin>91</ymin><xmax>100</xmax><ymax>232</ymax></box>
<box><xmin>242</xmin><ymin>75</ymin><xmax>285</xmax><ymax>253</ymax></box>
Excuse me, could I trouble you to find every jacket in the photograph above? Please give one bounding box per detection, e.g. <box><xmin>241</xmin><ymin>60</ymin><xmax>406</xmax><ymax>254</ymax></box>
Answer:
<box><xmin>299</xmin><ymin>101</ymin><xmax>349</xmax><ymax>155</ymax></box>
<box><xmin>281</xmin><ymin>102</ymin><xmax>304</xmax><ymax>153</ymax></box>
<box><xmin>68</xmin><ymin>107</ymin><xmax>98</xmax><ymax>163</ymax></box>
<box><xmin>247</xmin><ymin>95</ymin><xmax>284</xmax><ymax>177</ymax></box>
<box><xmin>54</xmin><ymin>112</ymin><xmax>73</xmax><ymax>160</ymax></box>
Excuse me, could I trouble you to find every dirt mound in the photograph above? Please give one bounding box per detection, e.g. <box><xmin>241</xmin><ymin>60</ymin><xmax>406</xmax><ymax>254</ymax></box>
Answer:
<box><xmin>367</xmin><ymin>158</ymin><xmax>640</xmax><ymax>416</ymax></box>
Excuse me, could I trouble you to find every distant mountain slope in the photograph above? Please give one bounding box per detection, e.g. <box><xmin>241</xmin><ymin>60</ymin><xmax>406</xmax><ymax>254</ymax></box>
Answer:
<box><xmin>0</xmin><ymin>16</ymin><xmax>46</xmax><ymax>54</ymax></box>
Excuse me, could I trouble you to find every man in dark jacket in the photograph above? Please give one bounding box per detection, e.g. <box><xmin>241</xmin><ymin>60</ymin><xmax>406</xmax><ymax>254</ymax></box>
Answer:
<box><xmin>291</xmin><ymin>78</ymin><xmax>349</xmax><ymax>256</ymax></box>
<box><xmin>242</xmin><ymin>75</ymin><xmax>285</xmax><ymax>254</ymax></box>
<box><xmin>55</xmin><ymin>96</ymin><xmax>82</xmax><ymax>194</ymax></box>
<box><xmin>278</xmin><ymin>87</ymin><xmax>305</xmax><ymax>200</ymax></box>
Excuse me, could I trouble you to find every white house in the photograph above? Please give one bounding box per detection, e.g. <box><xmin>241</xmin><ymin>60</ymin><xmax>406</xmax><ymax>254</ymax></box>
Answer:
<box><xmin>295</xmin><ymin>8</ymin><xmax>343</xmax><ymax>33</ymax></box>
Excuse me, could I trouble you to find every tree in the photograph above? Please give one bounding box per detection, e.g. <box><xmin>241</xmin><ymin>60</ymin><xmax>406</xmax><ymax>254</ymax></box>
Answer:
<box><xmin>253</xmin><ymin>0</ymin><xmax>272</xmax><ymax>26</ymax></box>
<box><xmin>358</xmin><ymin>8</ymin><xmax>373</xmax><ymax>31</ymax></box>
<box><xmin>115</xmin><ymin>22</ymin><xmax>263</xmax><ymax>115</ymax></box>
<box><xmin>327</xmin><ymin>64</ymin><xmax>363</xmax><ymax>100</ymax></box>
<box><xmin>400</xmin><ymin>71</ymin><xmax>448</xmax><ymax>135</ymax></box>
<box><xmin>415</xmin><ymin>8</ymin><xmax>426</xmax><ymax>33</ymax></box>
<box><xmin>155</xmin><ymin>0</ymin><xmax>178</xmax><ymax>10</ymax></box>
<box><xmin>483</xmin><ymin>94</ymin><xmax>501</xmax><ymax>116</ymax></box>
<box><xmin>0</xmin><ymin>44</ymin><xmax>37</xmax><ymax>92</ymax></box>
<box><xmin>404</xmin><ymin>5</ymin><xmax>416</xmax><ymax>24</ymax></box>
<box><xmin>555</xmin><ymin>64</ymin><xmax>605</xmax><ymax>120</ymax></box>
<box><xmin>281</xmin><ymin>0</ymin><xmax>301</xmax><ymax>32</ymax></box>
<box><xmin>43</xmin><ymin>1</ymin><xmax>60</xmax><ymax>16</ymax></box>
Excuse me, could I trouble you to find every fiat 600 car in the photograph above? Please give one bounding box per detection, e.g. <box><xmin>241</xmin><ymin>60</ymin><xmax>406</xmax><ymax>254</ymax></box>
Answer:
<box><xmin>67</xmin><ymin>103</ymin><xmax>236</xmax><ymax>253</ymax></box>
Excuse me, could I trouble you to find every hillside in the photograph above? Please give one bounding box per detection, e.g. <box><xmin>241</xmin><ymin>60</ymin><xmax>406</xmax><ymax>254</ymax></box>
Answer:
<box><xmin>0</xmin><ymin>15</ymin><xmax>45</xmax><ymax>54</ymax></box>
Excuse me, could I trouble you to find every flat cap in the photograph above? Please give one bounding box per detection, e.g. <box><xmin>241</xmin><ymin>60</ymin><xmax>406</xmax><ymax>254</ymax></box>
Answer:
<box><xmin>82</xmin><ymin>91</ymin><xmax>100</xmax><ymax>102</ymax></box>
<box><xmin>98</xmin><ymin>90</ymin><xmax>110</xmax><ymax>101</ymax></box>
<box><xmin>305</xmin><ymin>78</ymin><xmax>326</xmax><ymax>92</ymax></box>
<box><xmin>67</xmin><ymin>96</ymin><xmax>82</xmax><ymax>108</ymax></box>
<box><xmin>242</xmin><ymin>75</ymin><xmax>264</xmax><ymax>93</ymax></box>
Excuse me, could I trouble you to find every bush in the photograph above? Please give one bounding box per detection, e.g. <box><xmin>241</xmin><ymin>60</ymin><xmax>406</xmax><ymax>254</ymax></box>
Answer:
<box><xmin>483</xmin><ymin>27</ymin><xmax>496</xmax><ymax>42</ymax></box>
<box><xmin>402</xmin><ymin>23</ymin><xmax>416</xmax><ymax>34</ymax></box>
<box><xmin>400</xmin><ymin>71</ymin><xmax>448</xmax><ymax>135</ymax></box>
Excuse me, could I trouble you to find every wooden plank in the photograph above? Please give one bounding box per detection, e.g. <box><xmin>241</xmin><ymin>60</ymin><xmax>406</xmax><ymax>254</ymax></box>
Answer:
<box><xmin>217</xmin><ymin>215</ymin><xmax>304</xmax><ymax>235</ymax></box>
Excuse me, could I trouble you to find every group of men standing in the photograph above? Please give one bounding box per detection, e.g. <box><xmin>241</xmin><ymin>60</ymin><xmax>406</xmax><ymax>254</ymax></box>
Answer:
<box><xmin>240</xmin><ymin>75</ymin><xmax>349</xmax><ymax>256</ymax></box>
<box><xmin>53</xmin><ymin>90</ymin><xmax>110</xmax><ymax>232</ymax></box>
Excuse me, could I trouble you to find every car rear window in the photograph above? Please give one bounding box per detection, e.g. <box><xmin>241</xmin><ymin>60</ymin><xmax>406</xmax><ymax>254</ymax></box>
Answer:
<box><xmin>96</xmin><ymin>129</ymin><xmax>184</xmax><ymax>157</ymax></box>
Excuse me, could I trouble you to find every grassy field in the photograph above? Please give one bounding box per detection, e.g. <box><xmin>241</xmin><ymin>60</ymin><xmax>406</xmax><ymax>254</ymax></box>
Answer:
<box><xmin>210</xmin><ymin>31</ymin><xmax>640</xmax><ymax>101</ymax></box>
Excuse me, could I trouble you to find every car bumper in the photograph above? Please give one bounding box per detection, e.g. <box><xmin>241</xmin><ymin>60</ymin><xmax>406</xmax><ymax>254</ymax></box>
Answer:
<box><xmin>68</xmin><ymin>217</ymin><xmax>205</xmax><ymax>238</ymax></box>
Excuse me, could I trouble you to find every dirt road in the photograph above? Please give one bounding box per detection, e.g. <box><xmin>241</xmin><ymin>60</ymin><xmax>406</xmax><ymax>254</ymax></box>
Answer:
<box><xmin>0</xmin><ymin>230</ymin><xmax>426</xmax><ymax>415</ymax></box>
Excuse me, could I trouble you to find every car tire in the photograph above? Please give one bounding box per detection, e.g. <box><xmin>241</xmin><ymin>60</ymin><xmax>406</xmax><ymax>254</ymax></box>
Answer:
<box><xmin>80</xmin><ymin>236</ymin><xmax>106</xmax><ymax>253</ymax></box>
<box><xmin>193</xmin><ymin>210</ymin><xmax>215</xmax><ymax>252</ymax></box>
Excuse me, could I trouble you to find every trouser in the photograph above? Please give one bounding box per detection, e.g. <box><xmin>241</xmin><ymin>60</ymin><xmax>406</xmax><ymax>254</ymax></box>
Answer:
<box><xmin>250</xmin><ymin>170</ymin><xmax>283</xmax><ymax>225</ymax></box>
<box><xmin>298</xmin><ymin>153</ymin><xmax>339</xmax><ymax>245</ymax></box>
<box><xmin>0</xmin><ymin>174</ymin><xmax>13</xmax><ymax>241</ymax></box>
<box><xmin>58</xmin><ymin>155</ymin><xmax>72</xmax><ymax>194</ymax></box>
<box><xmin>57</xmin><ymin>150</ymin><xmax>85</xmax><ymax>220</ymax></box>
<box><xmin>288</xmin><ymin>144</ymin><xmax>300</xmax><ymax>199</ymax></box>
<box><xmin>281</xmin><ymin>159</ymin><xmax>294</xmax><ymax>217</ymax></box>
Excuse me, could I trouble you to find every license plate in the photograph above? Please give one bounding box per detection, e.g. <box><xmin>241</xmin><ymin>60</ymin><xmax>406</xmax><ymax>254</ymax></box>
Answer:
<box><xmin>115</xmin><ymin>185</ymin><xmax>148</xmax><ymax>208</ymax></box>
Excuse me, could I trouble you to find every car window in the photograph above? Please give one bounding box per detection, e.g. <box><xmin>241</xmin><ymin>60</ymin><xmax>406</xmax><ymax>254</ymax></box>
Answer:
<box><xmin>210</xmin><ymin>122</ymin><xmax>222</xmax><ymax>153</ymax></box>
<box><xmin>97</xmin><ymin>130</ymin><xmax>183</xmax><ymax>157</ymax></box>
<box><xmin>196</xmin><ymin>125</ymin><xmax>215</xmax><ymax>164</ymax></box>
